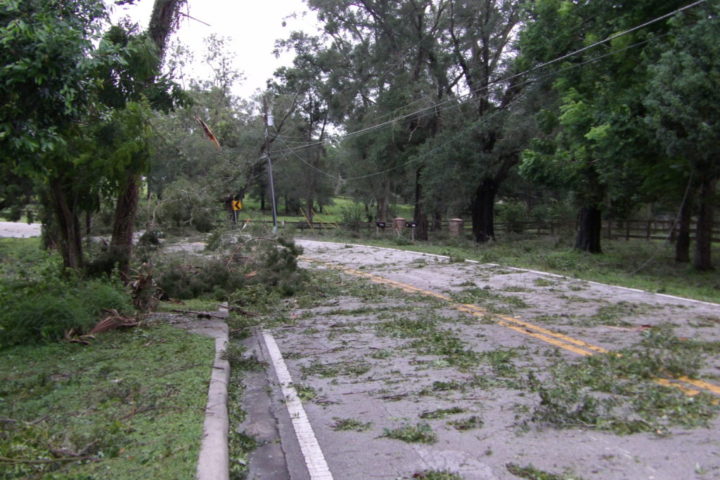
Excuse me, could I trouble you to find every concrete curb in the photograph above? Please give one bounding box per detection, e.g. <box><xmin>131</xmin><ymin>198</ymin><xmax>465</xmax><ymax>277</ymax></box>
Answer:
<box><xmin>196</xmin><ymin>316</ymin><xmax>230</xmax><ymax>480</ymax></box>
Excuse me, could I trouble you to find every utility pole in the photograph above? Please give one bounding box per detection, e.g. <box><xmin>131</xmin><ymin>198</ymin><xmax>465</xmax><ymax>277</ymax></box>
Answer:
<box><xmin>263</xmin><ymin>98</ymin><xmax>279</xmax><ymax>234</ymax></box>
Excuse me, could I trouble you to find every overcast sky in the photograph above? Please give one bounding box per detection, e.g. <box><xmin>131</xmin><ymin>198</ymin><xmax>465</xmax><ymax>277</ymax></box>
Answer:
<box><xmin>109</xmin><ymin>0</ymin><xmax>320</xmax><ymax>99</ymax></box>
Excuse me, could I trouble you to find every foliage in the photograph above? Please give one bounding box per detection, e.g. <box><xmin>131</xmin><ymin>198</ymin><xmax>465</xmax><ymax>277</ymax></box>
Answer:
<box><xmin>154</xmin><ymin>255</ymin><xmax>246</xmax><ymax>300</ymax></box>
<box><xmin>410</xmin><ymin>471</ymin><xmax>464</xmax><ymax>480</ymax></box>
<box><xmin>528</xmin><ymin>326</ymin><xmax>718</xmax><ymax>434</ymax></box>
<box><xmin>382</xmin><ymin>422</ymin><xmax>437</xmax><ymax>444</ymax></box>
<box><xmin>0</xmin><ymin>324</ymin><xmax>213</xmax><ymax>479</ymax></box>
<box><xmin>506</xmin><ymin>463</ymin><xmax>582</xmax><ymax>480</ymax></box>
<box><xmin>157</xmin><ymin>177</ymin><xmax>219</xmax><ymax>232</ymax></box>
<box><xmin>0</xmin><ymin>239</ymin><xmax>133</xmax><ymax>347</ymax></box>
<box><xmin>155</xmin><ymin>236</ymin><xmax>305</xmax><ymax>301</ymax></box>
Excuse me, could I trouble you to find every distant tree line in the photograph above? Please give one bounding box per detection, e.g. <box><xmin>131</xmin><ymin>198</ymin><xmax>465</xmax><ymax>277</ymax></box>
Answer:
<box><xmin>1</xmin><ymin>0</ymin><xmax>717</xmax><ymax>272</ymax></box>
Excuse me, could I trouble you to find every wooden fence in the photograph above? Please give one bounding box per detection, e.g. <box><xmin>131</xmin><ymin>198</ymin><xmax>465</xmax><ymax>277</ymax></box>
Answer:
<box><xmin>279</xmin><ymin>218</ymin><xmax>719</xmax><ymax>242</ymax></box>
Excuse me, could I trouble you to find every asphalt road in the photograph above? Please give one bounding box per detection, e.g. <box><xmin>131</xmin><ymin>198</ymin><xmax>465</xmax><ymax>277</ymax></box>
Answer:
<box><xmin>0</xmin><ymin>221</ymin><xmax>41</xmax><ymax>238</ymax></box>
<box><xmin>246</xmin><ymin>239</ymin><xmax>720</xmax><ymax>480</ymax></box>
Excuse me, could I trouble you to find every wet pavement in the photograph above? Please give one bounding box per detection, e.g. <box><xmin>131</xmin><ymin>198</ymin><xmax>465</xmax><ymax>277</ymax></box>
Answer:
<box><xmin>244</xmin><ymin>239</ymin><xmax>720</xmax><ymax>480</ymax></box>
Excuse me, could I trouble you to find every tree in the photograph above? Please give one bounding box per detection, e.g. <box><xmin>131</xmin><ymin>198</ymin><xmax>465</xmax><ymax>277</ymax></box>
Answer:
<box><xmin>108</xmin><ymin>0</ymin><xmax>186</xmax><ymax>279</ymax></box>
<box><xmin>443</xmin><ymin>0</ymin><xmax>526</xmax><ymax>242</ymax></box>
<box><xmin>272</xmin><ymin>33</ymin><xmax>341</xmax><ymax>223</ymax></box>
<box><xmin>0</xmin><ymin>0</ymin><xmax>107</xmax><ymax>268</ymax></box>
<box><xmin>298</xmin><ymin>0</ymin><xmax>451</xmax><ymax>232</ymax></box>
<box><xmin>644</xmin><ymin>2</ymin><xmax>720</xmax><ymax>270</ymax></box>
<box><xmin>518</xmin><ymin>0</ymin><xmax>694</xmax><ymax>253</ymax></box>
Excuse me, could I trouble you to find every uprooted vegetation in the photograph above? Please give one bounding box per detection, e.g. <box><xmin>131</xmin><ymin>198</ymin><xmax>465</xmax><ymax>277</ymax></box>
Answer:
<box><xmin>0</xmin><ymin>234</ymin><xmax>307</xmax><ymax>348</ymax></box>
<box><xmin>155</xmin><ymin>235</ymin><xmax>306</xmax><ymax>302</ymax></box>
<box><xmin>528</xmin><ymin>325</ymin><xmax>720</xmax><ymax>435</ymax></box>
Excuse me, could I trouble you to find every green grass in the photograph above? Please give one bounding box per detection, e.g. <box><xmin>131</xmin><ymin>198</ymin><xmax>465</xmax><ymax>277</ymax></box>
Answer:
<box><xmin>0</xmin><ymin>324</ymin><xmax>214</xmax><ymax>480</ymax></box>
<box><xmin>156</xmin><ymin>298</ymin><xmax>220</xmax><ymax>312</ymax></box>
<box><xmin>382</xmin><ymin>422</ymin><xmax>437</xmax><ymax>444</ymax></box>
<box><xmin>331</xmin><ymin>417</ymin><xmax>372</xmax><ymax>432</ymax></box>
<box><xmin>506</xmin><ymin>463</ymin><xmax>584</xmax><ymax>480</ymax></box>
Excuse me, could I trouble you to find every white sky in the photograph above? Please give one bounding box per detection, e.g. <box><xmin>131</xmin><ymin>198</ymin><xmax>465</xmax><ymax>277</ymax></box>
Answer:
<box><xmin>108</xmin><ymin>0</ymin><xmax>320</xmax><ymax>99</ymax></box>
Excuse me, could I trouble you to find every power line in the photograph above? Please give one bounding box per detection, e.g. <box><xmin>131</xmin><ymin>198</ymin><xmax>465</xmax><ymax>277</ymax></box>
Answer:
<box><xmin>270</xmin><ymin>33</ymin><xmax>664</xmax><ymax>184</ymax></box>
<box><xmin>269</xmin><ymin>0</ymin><xmax>705</xmax><ymax>158</ymax></box>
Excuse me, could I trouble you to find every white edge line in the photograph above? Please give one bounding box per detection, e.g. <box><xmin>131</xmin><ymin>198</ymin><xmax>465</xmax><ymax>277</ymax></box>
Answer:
<box><xmin>298</xmin><ymin>239</ymin><xmax>719</xmax><ymax>308</ymax></box>
<box><xmin>261</xmin><ymin>330</ymin><xmax>334</xmax><ymax>480</ymax></box>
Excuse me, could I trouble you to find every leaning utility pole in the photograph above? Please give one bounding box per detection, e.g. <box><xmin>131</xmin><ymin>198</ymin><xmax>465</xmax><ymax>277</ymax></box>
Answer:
<box><xmin>263</xmin><ymin>98</ymin><xmax>279</xmax><ymax>233</ymax></box>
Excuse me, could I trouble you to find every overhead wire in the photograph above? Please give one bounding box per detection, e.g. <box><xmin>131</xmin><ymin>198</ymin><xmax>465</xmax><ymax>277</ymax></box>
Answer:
<box><xmin>267</xmin><ymin>0</ymin><xmax>705</xmax><ymax>159</ymax></box>
<box><xmin>270</xmin><ymin>32</ymin><xmax>667</xmax><ymax>183</ymax></box>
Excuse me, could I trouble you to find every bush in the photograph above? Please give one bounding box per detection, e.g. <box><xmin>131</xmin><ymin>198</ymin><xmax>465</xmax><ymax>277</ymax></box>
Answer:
<box><xmin>497</xmin><ymin>201</ymin><xmax>529</xmax><ymax>234</ymax></box>
<box><xmin>0</xmin><ymin>279</ymin><xmax>133</xmax><ymax>348</ymax></box>
<box><xmin>340</xmin><ymin>203</ymin><xmax>366</xmax><ymax>232</ymax></box>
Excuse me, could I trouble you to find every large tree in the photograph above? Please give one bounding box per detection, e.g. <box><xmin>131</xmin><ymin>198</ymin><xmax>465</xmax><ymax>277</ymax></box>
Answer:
<box><xmin>108</xmin><ymin>0</ymin><xmax>186</xmax><ymax>279</ymax></box>
<box><xmin>0</xmin><ymin>0</ymin><xmax>109</xmax><ymax>268</ymax></box>
<box><xmin>644</xmin><ymin>2</ymin><xmax>720</xmax><ymax>270</ymax></box>
<box><xmin>518</xmin><ymin>0</ymin><xmax>695</xmax><ymax>253</ymax></box>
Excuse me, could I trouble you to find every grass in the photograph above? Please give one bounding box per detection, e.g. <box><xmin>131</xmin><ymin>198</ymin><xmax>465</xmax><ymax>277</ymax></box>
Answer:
<box><xmin>506</xmin><ymin>463</ymin><xmax>584</xmax><ymax>480</ymax></box>
<box><xmin>382</xmin><ymin>423</ymin><xmax>437</xmax><ymax>444</ymax></box>
<box><xmin>0</xmin><ymin>324</ymin><xmax>213</xmax><ymax>480</ymax></box>
<box><xmin>331</xmin><ymin>417</ymin><xmax>372</xmax><ymax>432</ymax></box>
<box><xmin>156</xmin><ymin>298</ymin><xmax>220</xmax><ymax>312</ymax></box>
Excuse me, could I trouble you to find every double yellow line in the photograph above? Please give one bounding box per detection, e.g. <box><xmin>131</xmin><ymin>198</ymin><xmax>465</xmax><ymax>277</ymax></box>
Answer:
<box><xmin>303</xmin><ymin>256</ymin><xmax>720</xmax><ymax>398</ymax></box>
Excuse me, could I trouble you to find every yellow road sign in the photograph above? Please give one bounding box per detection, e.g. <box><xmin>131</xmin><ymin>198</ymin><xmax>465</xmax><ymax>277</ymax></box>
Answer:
<box><xmin>232</xmin><ymin>200</ymin><xmax>243</xmax><ymax>211</ymax></box>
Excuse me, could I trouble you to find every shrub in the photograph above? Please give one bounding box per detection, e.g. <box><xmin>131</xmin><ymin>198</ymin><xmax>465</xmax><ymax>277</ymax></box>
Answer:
<box><xmin>340</xmin><ymin>203</ymin><xmax>366</xmax><ymax>232</ymax></box>
<box><xmin>0</xmin><ymin>279</ymin><xmax>133</xmax><ymax>347</ymax></box>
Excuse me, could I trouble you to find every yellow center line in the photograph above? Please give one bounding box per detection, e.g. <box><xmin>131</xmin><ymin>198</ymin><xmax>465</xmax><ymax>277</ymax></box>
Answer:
<box><xmin>677</xmin><ymin>376</ymin><xmax>720</xmax><ymax>396</ymax></box>
<box><xmin>301</xmin><ymin>256</ymin><xmax>720</xmax><ymax>397</ymax></box>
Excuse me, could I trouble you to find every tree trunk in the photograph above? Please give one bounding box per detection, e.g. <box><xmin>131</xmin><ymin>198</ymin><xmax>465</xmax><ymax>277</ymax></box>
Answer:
<box><xmin>377</xmin><ymin>179</ymin><xmax>391</xmax><ymax>222</ymax></box>
<box><xmin>471</xmin><ymin>178</ymin><xmax>498</xmax><ymax>243</ymax></box>
<box><xmin>432</xmin><ymin>211</ymin><xmax>443</xmax><ymax>232</ymax></box>
<box><xmin>110</xmin><ymin>175</ymin><xmax>140</xmax><ymax>280</ymax></box>
<box><xmin>693</xmin><ymin>177</ymin><xmax>716</xmax><ymax>271</ymax></box>
<box><xmin>413</xmin><ymin>167</ymin><xmax>428</xmax><ymax>241</ymax></box>
<box><xmin>306</xmin><ymin>195</ymin><xmax>314</xmax><ymax>225</ymax></box>
<box><xmin>575</xmin><ymin>205</ymin><xmax>602</xmax><ymax>253</ymax></box>
<box><xmin>108</xmin><ymin>0</ymin><xmax>183</xmax><ymax>282</ymax></box>
<box><xmin>675</xmin><ymin>188</ymin><xmax>692</xmax><ymax>263</ymax></box>
<box><xmin>49</xmin><ymin>179</ymin><xmax>83</xmax><ymax>269</ymax></box>
<box><xmin>148</xmin><ymin>0</ymin><xmax>184</xmax><ymax>61</ymax></box>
